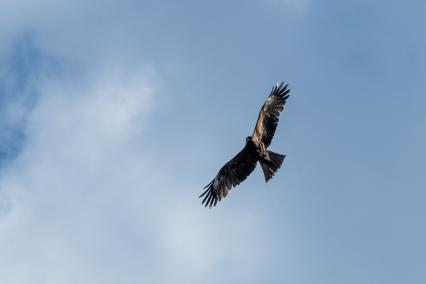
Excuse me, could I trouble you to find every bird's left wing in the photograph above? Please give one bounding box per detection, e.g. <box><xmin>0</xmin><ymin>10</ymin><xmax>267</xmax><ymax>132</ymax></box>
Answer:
<box><xmin>200</xmin><ymin>145</ymin><xmax>258</xmax><ymax>208</ymax></box>
<box><xmin>252</xmin><ymin>82</ymin><xmax>290</xmax><ymax>148</ymax></box>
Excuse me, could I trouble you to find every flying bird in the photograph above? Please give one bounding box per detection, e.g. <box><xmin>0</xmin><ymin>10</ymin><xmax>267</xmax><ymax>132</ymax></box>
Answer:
<box><xmin>200</xmin><ymin>82</ymin><xmax>290</xmax><ymax>207</ymax></box>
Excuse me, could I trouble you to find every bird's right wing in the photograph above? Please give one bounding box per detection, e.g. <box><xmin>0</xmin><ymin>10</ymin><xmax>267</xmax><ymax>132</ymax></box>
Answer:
<box><xmin>200</xmin><ymin>145</ymin><xmax>258</xmax><ymax>208</ymax></box>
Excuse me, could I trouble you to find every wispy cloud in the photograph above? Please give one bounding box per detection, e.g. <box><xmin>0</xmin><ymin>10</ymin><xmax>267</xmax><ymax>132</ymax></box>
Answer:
<box><xmin>0</xmin><ymin>61</ymin><xmax>155</xmax><ymax>282</ymax></box>
<box><xmin>0</xmin><ymin>3</ymin><xmax>269</xmax><ymax>282</ymax></box>
<box><xmin>0</xmin><ymin>61</ymin><xmax>270</xmax><ymax>283</ymax></box>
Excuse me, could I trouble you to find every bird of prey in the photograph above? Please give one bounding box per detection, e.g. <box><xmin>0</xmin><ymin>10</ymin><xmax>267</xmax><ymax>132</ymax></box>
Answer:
<box><xmin>200</xmin><ymin>82</ymin><xmax>290</xmax><ymax>207</ymax></box>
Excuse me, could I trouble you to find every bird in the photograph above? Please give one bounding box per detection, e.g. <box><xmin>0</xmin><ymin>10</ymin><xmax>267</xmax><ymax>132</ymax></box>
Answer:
<box><xmin>200</xmin><ymin>82</ymin><xmax>291</xmax><ymax>207</ymax></box>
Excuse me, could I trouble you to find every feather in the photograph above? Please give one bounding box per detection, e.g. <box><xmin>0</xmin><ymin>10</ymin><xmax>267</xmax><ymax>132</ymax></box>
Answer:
<box><xmin>252</xmin><ymin>82</ymin><xmax>290</xmax><ymax>148</ymax></box>
<box><xmin>200</xmin><ymin>143</ymin><xmax>258</xmax><ymax>207</ymax></box>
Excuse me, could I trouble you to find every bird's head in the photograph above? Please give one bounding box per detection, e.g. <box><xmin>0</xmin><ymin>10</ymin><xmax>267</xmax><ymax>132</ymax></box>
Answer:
<box><xmin>245</xmin><ymin>136</ymin><xmax>253</xmax><ymax>144</ymax></box>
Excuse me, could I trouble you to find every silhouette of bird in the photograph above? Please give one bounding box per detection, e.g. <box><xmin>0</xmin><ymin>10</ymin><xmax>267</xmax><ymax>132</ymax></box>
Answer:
<box><xmin>200</xmin><ymin>82</ymin><xmax>291</xmax><ymax>207</ymax></box>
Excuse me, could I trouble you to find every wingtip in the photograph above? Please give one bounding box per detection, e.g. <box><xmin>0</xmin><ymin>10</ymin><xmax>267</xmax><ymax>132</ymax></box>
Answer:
<box><xmin>271</xmin><ymin>82</ymin><xmax>290</xmax><ymax>96</ymax></box>
<box><xmin>200</xmin><ymin>184</ymin><xmax>220</xmax><ymax>208</ymax></box>
<box><xmin>199</xmin><ymin>187</ymin><xmax>209</xmax><ymax>198</ymax></box>
<box><xmin>203</xmin><ymin>180</ymin><xmax>213</xmax><ymax>189</ymax></box>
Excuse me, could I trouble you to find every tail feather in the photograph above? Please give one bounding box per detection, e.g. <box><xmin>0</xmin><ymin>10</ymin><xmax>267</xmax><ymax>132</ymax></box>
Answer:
<box><xmin>260</xmin><ymin>151</ymin><xmax>285</xmax><ymax>182</ymax></box>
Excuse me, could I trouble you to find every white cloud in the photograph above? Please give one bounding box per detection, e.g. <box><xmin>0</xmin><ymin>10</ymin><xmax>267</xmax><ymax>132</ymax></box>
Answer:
<box><xmin>0</xmin><ymin>40</ymin><xmax>269</xmax><ymax>284</ymax></box>
<box><xmin>0</xmin><ymin>62</ymin><xmax>155</xmax><ymax>281</ymax></box>
<box><xmin>0</xmin><ymin>2</ymin><xmax>295</xmax><ymax>283</ymax></box>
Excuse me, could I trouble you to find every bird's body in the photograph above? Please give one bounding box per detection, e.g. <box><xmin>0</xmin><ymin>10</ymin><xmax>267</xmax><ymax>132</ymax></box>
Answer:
<box><xmin>200</xmin><ymin>82</ymin><xmax>290</xmax><ymax>207</ymax></box>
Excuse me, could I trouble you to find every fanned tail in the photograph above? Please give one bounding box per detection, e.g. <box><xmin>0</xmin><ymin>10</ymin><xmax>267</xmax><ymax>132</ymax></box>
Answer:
<box><xmin>260</xmin><ymin>151</ymin><xmax>285</xmax><ymax>182</ymax></box>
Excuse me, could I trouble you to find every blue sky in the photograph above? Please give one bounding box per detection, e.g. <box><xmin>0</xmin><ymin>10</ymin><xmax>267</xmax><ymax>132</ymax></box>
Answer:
<box><xmin>0</xmin><ymin>1</ymin><xmax>425</xmax><ymax>283</ymax></box>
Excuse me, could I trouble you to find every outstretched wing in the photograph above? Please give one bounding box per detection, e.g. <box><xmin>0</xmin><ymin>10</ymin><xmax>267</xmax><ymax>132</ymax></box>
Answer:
<box><xmin>200</xmin><ymin>145</ymin><xmax>258</xmax><ymax>208</ymax></box>
<box><xmin>252</xmin><ymin>82</ymin><xmax>290</xmax><ymax>148</ymax></box>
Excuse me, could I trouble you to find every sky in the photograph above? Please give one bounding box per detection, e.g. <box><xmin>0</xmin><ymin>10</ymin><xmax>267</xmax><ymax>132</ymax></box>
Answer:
<box><xmin>0</xmin><ymin>1</ymin><xmax>425</xmax><ymax>283</ymax></box>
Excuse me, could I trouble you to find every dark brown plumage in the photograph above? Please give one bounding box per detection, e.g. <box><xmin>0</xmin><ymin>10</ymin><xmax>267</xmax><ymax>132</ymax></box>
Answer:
<box><xmin>200</xmin><ymin>82</ymin><xmax>290</xmax><ymax>207</ymax></box>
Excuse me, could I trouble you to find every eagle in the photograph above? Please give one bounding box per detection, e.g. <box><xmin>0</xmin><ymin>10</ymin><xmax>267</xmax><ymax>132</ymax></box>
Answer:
<box><xmin>200</xmin><ymin>82</ymin><xmax>290</xmax><ymax>207</ymax></box>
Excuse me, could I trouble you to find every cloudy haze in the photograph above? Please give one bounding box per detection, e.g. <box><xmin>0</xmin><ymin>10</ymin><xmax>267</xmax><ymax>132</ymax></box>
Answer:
<box><xmin>0</xmin><ymin>1</ymin><xmax>425</xmax><ymax>283</ymax></box>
